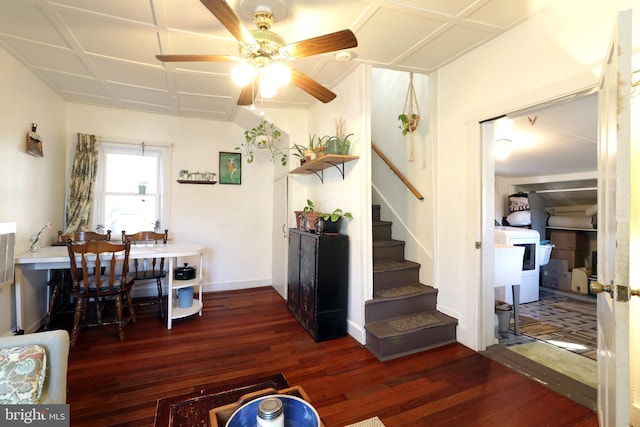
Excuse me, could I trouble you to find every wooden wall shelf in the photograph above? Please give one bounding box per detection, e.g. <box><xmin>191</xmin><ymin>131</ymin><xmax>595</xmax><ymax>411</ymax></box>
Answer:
<box><xmin>177</xmin><ymin>180</ymin><xmax>217</xmax><ymax>185</ymax></box>
<box><xmin>289</xmin><ymin>154</ymin><xmax>359</xmax><ymax>183</ymax></box>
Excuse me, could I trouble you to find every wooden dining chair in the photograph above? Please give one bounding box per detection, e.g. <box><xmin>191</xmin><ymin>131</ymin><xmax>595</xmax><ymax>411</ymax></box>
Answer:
<box><xmin>44</xmin><ymin>230</ymin><xmax>112</xmax><ymax>330</ymax></box>
<box><xmin>121</xmin><ymin>230</ymin><xmax>169</xmax><ymax>317</ymax></box>
<box><xmin>66</xmin><ymin>239</ymin><xmax>135</xmax><ymax>347</ymax></box>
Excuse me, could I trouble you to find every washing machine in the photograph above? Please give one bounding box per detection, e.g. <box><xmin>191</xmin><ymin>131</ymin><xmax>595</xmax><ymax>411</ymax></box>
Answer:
<box><xmin>494</xmin><ymin>226</ymin><xmax>540</xmax><ymax>304</ymax></box>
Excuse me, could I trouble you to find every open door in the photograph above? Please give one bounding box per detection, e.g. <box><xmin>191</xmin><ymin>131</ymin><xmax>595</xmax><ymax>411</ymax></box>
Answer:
<box><xmin>592</xmin><ymin>9</ymin><xmax>637</xmax><ymax>426</ymax></box>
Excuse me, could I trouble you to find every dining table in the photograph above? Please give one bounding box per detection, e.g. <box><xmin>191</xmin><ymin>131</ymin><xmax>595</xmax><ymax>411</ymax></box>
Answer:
<box><xmin>14</xmin><ymin>242</ymin><xmax>204</xmax><ymax>332</ymax></box>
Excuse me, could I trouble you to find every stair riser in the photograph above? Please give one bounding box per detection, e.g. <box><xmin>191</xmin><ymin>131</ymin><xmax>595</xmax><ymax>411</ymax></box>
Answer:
<box><xmin>372</xmin><ymin>205</ymin><xmax>381</xmax><ymax>222</ymax></box>
<box><xmin>374</xmin><ymin>267</ymin><xmax>420</xmax><ymax>290</ymax></box>
<box><xmin>372</xmin><ymin>224</ymin><xmax>392</xmax><ymax>241</ymax></box>
<box><xmin>365</xmin><ymin>323</ymin><xmax>457</xmax><ymax>362</ymax></box>
<box><xmin>373</xmin><ymin>243</ymin><xmax>405</xmax><ymax>262</ymax></box>
<box><xmin>365</xmin><ymin>293</ymin><xmax>437</xmax><ymax>323</ymax></box>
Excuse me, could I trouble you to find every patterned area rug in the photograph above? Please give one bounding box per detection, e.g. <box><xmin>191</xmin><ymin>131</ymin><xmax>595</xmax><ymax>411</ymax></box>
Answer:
<box><xmin>154</xmin><ymin>374</ymin><xmax>289</xmax><ymax>427</ymax></box>
<box><xmin>375</xmin><ymin>284</ymin><xmax>423</xmax><ymax>298</ymax></box>
<box><xmin>388</xmin><ymin>313</ymin><xmax>439</xmax><ymax>332</ymax></box>
<box><xmin>551</xmin><ymin>300</ymin><xmax>596</xmax><ymax>316</ymax></box>
<box><xmin>501</xmin><ymin>288</ymin><xmax>597</xmax><ymax>360</ymax></box>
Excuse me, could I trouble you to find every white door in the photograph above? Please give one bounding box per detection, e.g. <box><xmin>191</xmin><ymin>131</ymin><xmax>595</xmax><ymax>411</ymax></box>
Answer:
<box><xmin>271</xmin><ymin>175</ymin><xmax>288</xmax><ymax>298</ymax></box>
<box><xmin>593</xmin><ymin>9</ymin><xmax>637</xmax><ymax>426</ymax></box>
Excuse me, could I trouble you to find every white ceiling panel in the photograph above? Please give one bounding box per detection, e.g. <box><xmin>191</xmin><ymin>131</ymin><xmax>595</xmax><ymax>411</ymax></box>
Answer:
<box><xmin>396</xmin><ymin>0</ymin><xmax>479</xmax><ymax>16</ymax></box>
<box><xmin>468</xmin><ymin>0</ymin><xmax>548</xmax><ymax>28</ymax></box>
<box><xmin>91</xmin><ymin>58</ymin><xmax>169</xmax><ymax>89</ymax></box>
<box><xmin>174</xmin><ymin>73</ymin><xmax>237</xmax><ymax>97</ymax></box>
<box><xmin>401</xmin><ymin>25</ymin><xmax>494</xmax><ymax>70</ymax></box>
<box><xmin>0</xmin><ymin>0</ymin><xmax>555</xmax><ymax>118</ymax></box>
<box><xmin>1</xmin><ymin>39</ymin><xmax>89</xmax><ymax>76</ymax></box>
<box><xmin>0</xmin><ymin>2</ymin><xmax>68</xmax><ymax>47</ymax></box>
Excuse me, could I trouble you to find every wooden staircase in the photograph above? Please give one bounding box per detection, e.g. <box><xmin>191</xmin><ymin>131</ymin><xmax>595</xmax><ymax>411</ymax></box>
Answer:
<box><xmin>365</xmin><ymin>205</ymin><xmax>457</xmax><ymax>361</ymax></box>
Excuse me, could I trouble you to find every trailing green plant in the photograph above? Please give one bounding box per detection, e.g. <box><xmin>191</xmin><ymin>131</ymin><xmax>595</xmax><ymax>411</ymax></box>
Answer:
<box><xmin>236</xmin><ymin>120</ymin><xmax>287</xmax><ymax>165</ymax></box>
<box><xmin>302</xmin><ymin>199</ymin><xmax>315</xmax><ymax>215</ymax></box>
<box><xmin>323</xmin><ymin>208</ymin><xmax>353</xmax><ymax>222</ymax></box>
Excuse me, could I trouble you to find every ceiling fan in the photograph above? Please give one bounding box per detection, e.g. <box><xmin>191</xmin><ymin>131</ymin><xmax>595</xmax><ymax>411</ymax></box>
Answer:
<box><xmin>156</xmin><ymin>0</ymin><xmax>358</xmax><ymax>105</ymax></box>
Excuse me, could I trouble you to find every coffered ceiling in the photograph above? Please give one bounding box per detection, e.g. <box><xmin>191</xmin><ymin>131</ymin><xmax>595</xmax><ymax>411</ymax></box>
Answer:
<box><xmin>0</xmin><ymin>0</ymin><xmax>551</xmax><ymax>121</ymax></box>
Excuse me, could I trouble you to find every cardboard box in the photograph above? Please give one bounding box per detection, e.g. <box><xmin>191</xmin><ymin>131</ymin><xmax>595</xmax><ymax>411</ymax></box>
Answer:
<box><xmin>541</xmin><ymin>259</ymin><xmax>571</xmax><ymax>291</ymax></box>
<box><xmin>571</xmin><ymin>267</ymin><xmax>592</xmax><ymax>294</ymax></box>
<box><xmin>551</xmin><ymin>249</ymin><xmax>586</xmax><ymax>270</ymax></box>
<box><xmin>550</xmin><ymin>230</ymin><xmax>589</xmax><ymax>251</ymax></box>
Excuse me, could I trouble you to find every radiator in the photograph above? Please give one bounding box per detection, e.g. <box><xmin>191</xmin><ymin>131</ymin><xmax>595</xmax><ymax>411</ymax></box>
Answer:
<box><xmin>0</xmin><ymin>222</ymin><xmax>16</xmax><ymax>336</ymax></box>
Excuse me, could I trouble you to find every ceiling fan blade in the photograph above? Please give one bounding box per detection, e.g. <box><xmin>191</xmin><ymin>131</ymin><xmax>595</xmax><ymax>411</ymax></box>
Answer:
<box><xmin>285</xmin><ymin>30</ymin><xmax>358</xmax><ymax>58</ymax></box>
<box><xmin>237</xmin><ymin>80</ymin><xmax>259</xmax><ymax>106</ymax></box>
<box><xmin>200</xmin><ymin>0</ymin><xmax>255</xmax><ymax>44</ymax></box>
<box><xmin>156</xmin><ymin>54</ymin><xmax>238</xmax><ymax>62</ymax></box>
<box><xmin>290</xmin><ymin>68</ymin><xmax>336</xmax><ymax>103</ymax></box>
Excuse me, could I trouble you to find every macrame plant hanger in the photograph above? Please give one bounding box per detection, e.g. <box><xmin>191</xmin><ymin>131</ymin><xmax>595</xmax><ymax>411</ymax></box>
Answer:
<box><xmin>402</xmin><ymin>72</ymin><xmax>421</xmax><ymax>162</ymax></box>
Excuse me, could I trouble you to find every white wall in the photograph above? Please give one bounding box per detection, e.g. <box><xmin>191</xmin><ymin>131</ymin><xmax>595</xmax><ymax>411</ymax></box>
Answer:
<box><xmin>0</xmin><ymin>48</ymin><xmax>67</xmax><ymax>334</ymax></box>
<box><xmin>296</xmin><ymin>65</ymin><xmax>371</xmax><ymax>343</ymax></box>
<box><xmin>370</xmin><ymin>68</ymin><xmax>436</xmax><ymax>289</ymax></box>
<box><xmin>66</xmin><ymin>104</ymin><xmax>276</xmax><ymax>293</ymax></box>
<box><xmin>435</xmin><ymin>0</ymin><xmax>636</xmax><ymax>349</ymax></box>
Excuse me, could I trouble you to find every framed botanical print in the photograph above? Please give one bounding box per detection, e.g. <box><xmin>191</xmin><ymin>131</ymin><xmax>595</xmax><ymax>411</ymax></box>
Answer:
<box><xmin>219</xmin><ymin>152</ymin><xmax>241</xmax><ymax>185</ymax></box>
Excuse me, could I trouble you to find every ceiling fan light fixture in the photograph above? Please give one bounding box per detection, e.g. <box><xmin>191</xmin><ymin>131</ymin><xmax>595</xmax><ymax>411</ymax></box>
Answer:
<box><xmin>232</xmin><ymin>63</ymin><xmax>257</xmax><ymax>87</ymax></box>
<box><xmin>263</xmin><ymin>62</ymin><xmax>291</xmax><ymax>87</ymax></box>
<box><xmin>259</xmin><ymin>78</ymin><xmax>278</xmax><ymax>98</ymax></box>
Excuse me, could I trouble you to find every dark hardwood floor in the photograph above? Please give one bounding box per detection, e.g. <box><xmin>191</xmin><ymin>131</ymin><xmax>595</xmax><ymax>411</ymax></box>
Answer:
<box><xmin>53</xmin><ymin>287</ymin><xmax>598</xmax><ymax>426</ymax></box>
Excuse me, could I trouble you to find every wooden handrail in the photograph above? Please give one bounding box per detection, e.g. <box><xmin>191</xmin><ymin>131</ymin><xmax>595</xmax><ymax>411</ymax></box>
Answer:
<box><xmin>372</xmin><ymin>143</ymin><xmax>424</xmax><ymax>200</ymax></box>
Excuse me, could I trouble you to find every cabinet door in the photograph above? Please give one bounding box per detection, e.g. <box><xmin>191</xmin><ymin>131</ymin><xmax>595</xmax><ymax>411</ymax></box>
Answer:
<box><xmin>316</xmin><ymin>235</ymin><xmax>349</xmax><ymax>312</ymax></box>
<box><xmin>287</xmin><ymin>231</ymin><xmax>301</xmax><ymax>319</ymax></box>
<box><xmin>299</xmin><ymin>234</ymin><xmax>318</xmax><ymax>337</ymax></box>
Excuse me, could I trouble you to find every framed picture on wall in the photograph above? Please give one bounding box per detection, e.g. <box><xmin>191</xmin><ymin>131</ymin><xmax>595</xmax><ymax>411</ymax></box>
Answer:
<box><xmin>219</xmin><ymin>152</ymin><xmax>241</xmax><ymax>185</ymax></box>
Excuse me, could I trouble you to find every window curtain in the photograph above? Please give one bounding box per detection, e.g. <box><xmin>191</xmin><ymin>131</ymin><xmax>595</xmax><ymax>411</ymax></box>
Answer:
<box><xmin>64</xmin><ymin>133</ymin><xmax>99</xmax><ymax>234</ymax></box>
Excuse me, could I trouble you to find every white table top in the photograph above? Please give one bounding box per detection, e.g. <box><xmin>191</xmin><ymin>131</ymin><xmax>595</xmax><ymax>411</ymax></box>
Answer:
<box><xmin>15</xmin><ymin>242</ymin><xmax>204</xmax><ymax>265</ymax></box>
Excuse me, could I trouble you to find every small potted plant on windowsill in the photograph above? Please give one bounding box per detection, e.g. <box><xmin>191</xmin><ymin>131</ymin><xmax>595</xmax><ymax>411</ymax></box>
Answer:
<box><xmin>319</xmin><ymin>209</ymin><xmax>353</xmax><ymax>234</ymax></box>
<box><xmin>138</xmin><ymin>181</ymin><xmax>147</xmax><ymax>194</ymax></box>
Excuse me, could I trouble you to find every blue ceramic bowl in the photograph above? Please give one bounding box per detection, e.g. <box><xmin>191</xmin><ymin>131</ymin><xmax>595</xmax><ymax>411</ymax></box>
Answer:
<box><xmin>226</xmin><ymin>394</ymin><xmax>321</xmax><ymax>427</ymax></box>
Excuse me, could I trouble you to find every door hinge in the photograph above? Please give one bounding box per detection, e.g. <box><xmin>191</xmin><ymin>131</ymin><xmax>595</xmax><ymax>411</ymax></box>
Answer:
<box><xmin>475</xmin><ymin>241</ymin><xmax>481</xmax><ymax>249</ymax></box>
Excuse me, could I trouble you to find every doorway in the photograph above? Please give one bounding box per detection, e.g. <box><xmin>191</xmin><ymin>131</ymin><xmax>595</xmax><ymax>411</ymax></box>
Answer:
<box><xmin>483</xmin><ymin>90</ymin><xmax>598</xmax><ymax>392</ymax></box>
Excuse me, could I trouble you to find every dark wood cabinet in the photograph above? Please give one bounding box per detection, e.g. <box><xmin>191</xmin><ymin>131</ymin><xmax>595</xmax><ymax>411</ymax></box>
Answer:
<box><xmin>287</xmin><ymin>229</ymin><xmax>349</xmax><ymax>342</ymax></box>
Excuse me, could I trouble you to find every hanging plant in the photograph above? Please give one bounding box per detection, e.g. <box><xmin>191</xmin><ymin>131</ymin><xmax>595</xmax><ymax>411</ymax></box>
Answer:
<box><xmin>236</xmin><ymin>120</ymin><xmax>287</xmax><ymax>166</ymax></box>
<box><xmin>398</xmin><ymin>113</ymin><xmax>420</xmax><ymax>136</ymax></box>
<box><xmin>398</xmin><ymin>72</ymin><xmax>421</xmax><ymax>162</ymax></box>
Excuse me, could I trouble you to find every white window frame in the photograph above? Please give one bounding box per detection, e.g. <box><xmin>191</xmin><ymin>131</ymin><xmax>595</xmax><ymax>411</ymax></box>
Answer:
<box><xmin>93</xmin><ymin>142</ymin><xmax>172</xmax><ymax>239</ymax></box>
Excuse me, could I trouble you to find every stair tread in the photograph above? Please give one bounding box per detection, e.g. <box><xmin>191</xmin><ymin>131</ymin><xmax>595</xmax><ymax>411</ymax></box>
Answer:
<box><xmin>373</xmin><ymin>260</ymin><xmax>420</xmax><ymax>272</ymax></box>
<box><xmin>372</xmin><ymin>239</ymin><xmax>404</xmax><ymax>247</ymax></box>
<box><xmin>365</xmin><ymin>310</ymin><xmax>457</xmax><ymax>338</ymax></box>
<box><xmin>369</xmin><ymin>283</ymin><xmax>436</xmax><ymax>301</ymax></box>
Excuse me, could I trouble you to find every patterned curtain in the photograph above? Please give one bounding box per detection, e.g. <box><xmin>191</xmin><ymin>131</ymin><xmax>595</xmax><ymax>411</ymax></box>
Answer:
<box><xmin>64</xmin><ymin>133</ymin><xmax>99</xmax><ymax>233</ymax></box>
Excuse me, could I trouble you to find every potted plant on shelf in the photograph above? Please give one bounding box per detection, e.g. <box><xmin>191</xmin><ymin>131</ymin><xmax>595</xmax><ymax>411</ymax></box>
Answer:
<box><xmin>326</xmin><ymin>117</ymin><xmax>354</xmax><ymax>155</ymax></box>
<box><xmin>236</xmin><ymin>120</ymin><xmax>287</xmax><ymax>166</ymax></box>
<box><xmin>319</xmin><ymin>209</ymin><xmax>353</xmax><ymax>234</ymax></box>
<box><xmin>291</xmin><ymin>143</ymin><xmax>307</xmax><ymax>165</ymax></box>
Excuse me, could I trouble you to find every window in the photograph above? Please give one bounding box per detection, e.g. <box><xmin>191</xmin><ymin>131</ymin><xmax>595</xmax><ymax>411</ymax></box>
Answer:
<box><xmin>94</xmin><ymin>143</ymin><xmax>171</xmax><ymax>237</ymax></box>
